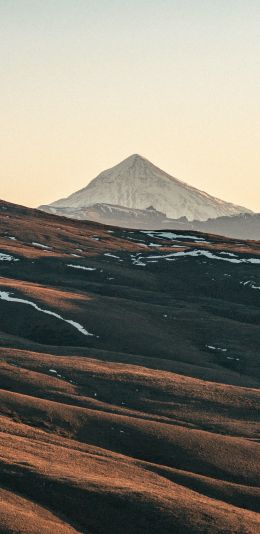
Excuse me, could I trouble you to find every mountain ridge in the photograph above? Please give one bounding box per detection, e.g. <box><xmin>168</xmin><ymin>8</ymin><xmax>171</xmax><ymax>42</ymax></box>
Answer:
<box><xmin>40</xmin><ymin>202</ymin><xmax>260</xmax><ymax>240</ymax></box>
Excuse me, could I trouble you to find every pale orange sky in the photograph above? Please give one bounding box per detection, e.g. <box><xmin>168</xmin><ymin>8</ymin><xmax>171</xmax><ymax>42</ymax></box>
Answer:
<box><xmin>1</xmin><ymin>1</ymin><xmax>260</xmax><ymax>211</ymax></box>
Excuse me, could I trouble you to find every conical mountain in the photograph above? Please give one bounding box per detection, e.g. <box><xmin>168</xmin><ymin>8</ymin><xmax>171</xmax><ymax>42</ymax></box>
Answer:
<box><xmin>42</xmin><ymin>154</ymin><xmax>251</xmax><ymax>221</ymax></box>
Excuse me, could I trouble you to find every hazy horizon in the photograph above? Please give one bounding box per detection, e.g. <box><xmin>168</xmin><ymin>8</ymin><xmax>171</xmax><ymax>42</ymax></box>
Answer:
<box><xmin>1</xmin><ymin>1</ymin><xmax>260</xmax><ymax>211</ymax></box>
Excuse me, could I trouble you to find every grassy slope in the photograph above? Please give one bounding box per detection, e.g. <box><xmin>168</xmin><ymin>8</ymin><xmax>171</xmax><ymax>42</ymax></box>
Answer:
<box><xmin>0</xmin><ymin>200</ymin><xmax>259</xmax><ymax>533</ymax></box>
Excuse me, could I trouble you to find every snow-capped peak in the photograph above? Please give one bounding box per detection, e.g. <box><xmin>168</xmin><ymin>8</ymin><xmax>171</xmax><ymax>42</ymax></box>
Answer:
<box><xmin>43</xmin><ymin>154</ymin><xmax>251</xmax><ymax>221</ymax></box>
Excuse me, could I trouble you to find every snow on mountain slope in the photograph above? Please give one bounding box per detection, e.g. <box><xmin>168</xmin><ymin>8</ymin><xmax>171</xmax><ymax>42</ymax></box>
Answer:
<box><xmin>41</xmin><ymin>154</ymin><xmax>251</xmax><ymax>221</ymax></box>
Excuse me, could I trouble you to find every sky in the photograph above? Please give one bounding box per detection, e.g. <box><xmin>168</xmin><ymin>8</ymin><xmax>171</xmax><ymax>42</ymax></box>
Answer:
<box><xmin>1</xmin><ymin>0</ymin><xmax>260</xmax><ymax>211</ymax></box>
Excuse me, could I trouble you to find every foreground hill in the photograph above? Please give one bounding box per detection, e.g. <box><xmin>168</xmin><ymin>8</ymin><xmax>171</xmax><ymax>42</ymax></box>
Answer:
<box><xmin>40</xmin><ymin>154</ymin><xmax>251</xmax><ymax>221</ymax></box>
<box><xmin>0</xmin><ymin>199</ymin><xmax>259</xmax><ymax>533</ymax></box>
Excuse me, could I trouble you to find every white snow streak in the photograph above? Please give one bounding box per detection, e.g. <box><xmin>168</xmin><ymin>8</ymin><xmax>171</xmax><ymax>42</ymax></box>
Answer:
<box><xmin>146</xmin><ymin>249</ymin><xmax>260</xmax><ymax>264</ymax></box>
<box><xmin>32</xmin><ymin>242</ymin><xmax>52</xmax><ymax>250</ymax></box>
<box><xmin>142</xmin><ymin>231</ymin><xmax>206</xmax><ymax>242</ymax></box>
<box><xmin>0</xmin><ymin>291</ymin><xmax>94</xmax><ymax>336</ymax></box>
<box><xmin>67</xmin><ymin>264</ymin><xmax>96</xmax><ymax>271</ymax></box>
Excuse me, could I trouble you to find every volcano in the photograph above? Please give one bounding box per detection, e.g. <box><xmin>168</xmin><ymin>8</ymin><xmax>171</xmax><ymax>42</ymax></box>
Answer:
<box><xmin>40</xmin><ymin>154</ymin><xmax>251</xmax><ymax>222</ymax></box>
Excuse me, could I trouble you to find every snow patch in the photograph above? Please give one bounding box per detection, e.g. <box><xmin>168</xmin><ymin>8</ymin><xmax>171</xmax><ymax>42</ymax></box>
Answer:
<box><xmin>0</xmin><ymin>291</ymin><xmax>94</xmax><ymax>336</ymax></box>
<box><xmin>146</xmin><ymin>249</ymin><xmax>260</xmax><ymax>264</ymax></box>
<box><xmin>142</xmin><ymin>231</ymin><xmax>207</xmax><ymax>241</ymax></box>
<box><xmin>0</xmin><ymin>253</ymin><xmax>19</xmax><ymax>262</ymax></box>
<box><xmin>32</xmin><ymin>242</ymin><xmax>52</xmax><ymax>250</ymax></box>
<box><xmin>206</xmin><ymin>345</ymin><xmax>227</xmax><ymax>352</ymax></box>
<box><xmin>67</xmin><ymin>264</ymin><xmax>96</xmax><ymax>271</ymax></box>
<box><xmin>240</xmin><ymin>280</ymin><xmax>260</xmax><ymax>290</ymax></box>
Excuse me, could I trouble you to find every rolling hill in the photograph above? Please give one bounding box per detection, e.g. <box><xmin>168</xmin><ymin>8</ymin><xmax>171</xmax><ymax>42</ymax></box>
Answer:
<box><xmin>0</xmin><ymin>198</ymin><xmax>259</xmax><ymax>533</ymax></box>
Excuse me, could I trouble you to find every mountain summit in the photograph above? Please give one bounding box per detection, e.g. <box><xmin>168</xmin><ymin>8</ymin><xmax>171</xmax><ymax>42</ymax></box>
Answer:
<box><xmin>41</xmin><ymin>154</ymin><xmax>251</xmax><ymax>221</ymax></box>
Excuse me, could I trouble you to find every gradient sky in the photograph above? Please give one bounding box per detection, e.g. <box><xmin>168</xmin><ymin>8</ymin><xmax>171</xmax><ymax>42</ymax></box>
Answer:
<box><xmin>1</xmin><ymin>0</ymin><xmax>260</xmax><ymax>210</ymax></box>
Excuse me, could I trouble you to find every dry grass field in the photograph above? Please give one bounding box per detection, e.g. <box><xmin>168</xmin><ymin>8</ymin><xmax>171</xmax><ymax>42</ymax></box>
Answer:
<box><xmin>0</xmin><ymin>200</ymin><xmax>259</xmax><ymax>533</ymax></box>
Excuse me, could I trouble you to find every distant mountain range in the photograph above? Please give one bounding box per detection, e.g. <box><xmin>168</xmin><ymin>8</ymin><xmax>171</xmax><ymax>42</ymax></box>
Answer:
<box><xmin>41</xmin><ymin>201</ymin><xmax>260</xmax><ymax>241</ymax></box>
<box><xmin>40</xmin><ymin>154</ymin><xmax>251</xmax><ymax>222</ymax></box>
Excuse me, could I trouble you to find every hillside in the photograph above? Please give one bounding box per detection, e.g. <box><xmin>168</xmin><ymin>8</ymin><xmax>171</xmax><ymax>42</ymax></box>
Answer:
<box><xmin>0</xmin><ymin>199</ymin><xmax>259</xmax><ymax>533</ymax></box>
